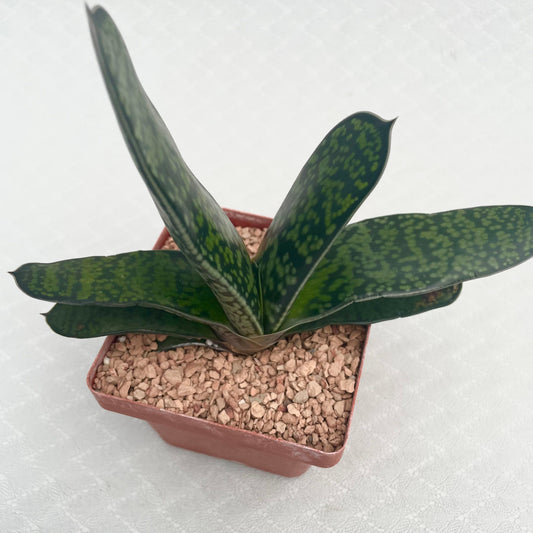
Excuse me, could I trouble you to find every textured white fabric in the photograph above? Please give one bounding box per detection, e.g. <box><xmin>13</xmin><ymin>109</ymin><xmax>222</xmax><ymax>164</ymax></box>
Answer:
<box><xmin>2</xmin><ymin>1</ymin><xmax>533</xmax><ymax>531</ymax></box>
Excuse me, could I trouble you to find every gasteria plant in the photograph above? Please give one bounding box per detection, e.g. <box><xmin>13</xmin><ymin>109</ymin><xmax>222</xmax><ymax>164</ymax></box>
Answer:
<box><xmin>12</xmin><ymin>6</ymin><xmax>533</xmax><ymax>355</ymax></box>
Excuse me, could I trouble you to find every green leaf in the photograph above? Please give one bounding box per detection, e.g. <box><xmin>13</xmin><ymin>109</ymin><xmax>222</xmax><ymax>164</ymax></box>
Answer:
<box><xmin>42</xmin><ymin>283</ymin><xmax>462</xmax><ymax>354</ymax></box>
<box><xmin>46</xmin><ymin>303</ymin><xmax>215</xmax><ymax>340</ymax></box>
<box><xmin>282</xmin><ymin>285</ymin><xmax>462</xmax><ymax>332</ymax></box>
<box><xmin>255</xmin><ymin>112</ymin><xmax>395</xmax><ymax>332</ymax></box>
<box><xmin>203</xmin><ymin>285</ymin><xmax>463</xmax><ymax>354</ymax></box>
<box><xmin>12</xmin><ymin>250</ymin><xmax>230</xmax><ymax>327</ymax></box>
<box><xmin>86</xmin><ymin>6</ymin><xmax>262</xmax><ymax>336</ymax></box>
<box><xmin>286</xmin><ymin>206</ymin><xmax>533</xmax><ymax>323</ymax></box>
<box><xmin>155</xmin><ymin>336</ymin><xmax>206</xmax><ymax>352</ymax></box>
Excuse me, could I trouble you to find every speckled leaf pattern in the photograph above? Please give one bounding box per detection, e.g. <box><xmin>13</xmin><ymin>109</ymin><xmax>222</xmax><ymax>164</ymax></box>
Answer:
<box><xmin>193</xmin><ymin>286</ymin><xmax>462</xmax><ymax>354</ymax></box>
<box><xmin>282</xmin><ymin>285</ymin><xmax>462</xmax><ymax>332</ymax></box>
<box><xmin>286</xmin><ymin>206</ymin><xmax>533</xmax><ymax>323</ymax></box>
<box><xmin>46</xmin><ymin>304</ymin><xmax>215</xmax><ymax>340</ymax></box>
<box><xmin>12</xmin><ymin>251</ymin><xmax>231</xmax><ymax>327</ymax></box>
<box><xmin>255</xmin><ymin>112</ymin><xmax>394</xmax><ymax>332</ymax></box>
<box><xmin>87</xmin><ymin>6</ymin><xmax>262</xmax><ymax>336</ymax></box>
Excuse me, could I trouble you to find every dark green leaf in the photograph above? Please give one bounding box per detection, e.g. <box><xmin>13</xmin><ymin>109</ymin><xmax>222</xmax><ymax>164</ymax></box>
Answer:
<box><xmin>282</xmin><ymin>285</ymin><xmax>462</xmax><ymax>332</ymax></box>
<box><xmin>255</xmin><ymin>112</ymin><xmax>394</xmax><ymax>332</ymax></box>
<box><xmin>203</xmin><ymin>285</ymin><xmax>463</xmax><ymax>354</ymax></box>
<box><xmin>155</xmin><ymin>336</ymin><xmax>206</xmax><ymax>352</ymax></box>
<box><xmin>86</xmin><ymin>6</ymin><xmax>262</xmax><ymax>335</ymax></box>
<box><xmin>46</xmin><ymin>303</ymin><xmax>215</xmax><ymax>340</ymax></box>
<box><xmin>12</xmin><ymin>250</ymin><xmax>230</xmax><ymax>327</ymax></box>
<box><xmin>286</xmin><ymin>206</ymin><xmax>533</xmax><ymax>323</ymax></box>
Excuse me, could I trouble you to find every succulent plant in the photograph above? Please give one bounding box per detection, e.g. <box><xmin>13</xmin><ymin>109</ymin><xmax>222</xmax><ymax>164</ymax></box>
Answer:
<box><xmin>12</xmin><ymin>6</ymin><xmax>533</xmax><ymax>355</ymax></box>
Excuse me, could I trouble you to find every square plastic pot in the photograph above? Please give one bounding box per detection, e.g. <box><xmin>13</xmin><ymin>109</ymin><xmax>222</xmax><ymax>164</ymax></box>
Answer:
<box><xmin>87</xmin><ymin>209</ymin><xmax>369</xmax><ymax>477</ymax></box>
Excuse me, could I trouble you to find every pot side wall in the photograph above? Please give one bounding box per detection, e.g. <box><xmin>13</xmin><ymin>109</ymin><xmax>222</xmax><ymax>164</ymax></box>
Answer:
<box><xmin>86</xmin><ymin>209</ymin><xmax>369</xmax><ymax>477</ymax></box>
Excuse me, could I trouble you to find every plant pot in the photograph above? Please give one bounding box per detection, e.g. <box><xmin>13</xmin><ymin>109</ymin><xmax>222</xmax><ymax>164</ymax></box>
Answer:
<box><xmin>87</xmin><ymin>209</ymin><xmax>369</xmax><ymax>477</ymax></box>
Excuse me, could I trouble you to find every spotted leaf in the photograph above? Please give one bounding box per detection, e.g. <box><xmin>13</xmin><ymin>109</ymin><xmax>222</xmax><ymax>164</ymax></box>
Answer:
<box><xmin>282</xmin><ymin>285</ymin><xmax>462</xmax><ymax>332</ymax></box>
<box><xmin>87</xmin><ymin>6</ymin><xmax>262</xmax><ymax>335</ymax></box>
<box><xmin>46</xmin><ymin>304</ymin><xmax>215</xmax><ymax>340</ymax></box>
<box><xmin>12</xmin><ymin>251</ymin><xmax>231</xmax><ymax>327</ymax></box>
<box><xmin>286</xmin><ymin>206</ymin><xmax>533</xmax><ymax>323</ymax></box>
<box><xmin>255</xmin><ymin>112</ymin><xmax>394</xmax><ymax>332</ymax></box>
<box><xmin>151</xmin><ymin>286</ymin><xmax>462</xmax><ymax>354</ymax></box>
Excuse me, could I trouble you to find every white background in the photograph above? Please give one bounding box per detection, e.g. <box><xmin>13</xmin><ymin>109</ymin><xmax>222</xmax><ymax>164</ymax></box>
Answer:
<box><xmin>2</xmin><ymin>1</ymin><xmax>533</xmax><ymax>531</ymax></box>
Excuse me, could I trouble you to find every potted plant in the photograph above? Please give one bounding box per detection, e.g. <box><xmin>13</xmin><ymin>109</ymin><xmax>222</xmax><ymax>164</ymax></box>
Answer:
<box><xmin>12</xmin><ymin>5</ymin><xmax>533</xmax><ymax>477</ymax></box>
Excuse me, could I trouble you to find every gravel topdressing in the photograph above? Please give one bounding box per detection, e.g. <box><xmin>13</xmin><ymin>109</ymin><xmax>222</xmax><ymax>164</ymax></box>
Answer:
<box><xmin>92</xmin><ymin>227</ymin><xmax>366</xmax><ymax>452</ymax></box>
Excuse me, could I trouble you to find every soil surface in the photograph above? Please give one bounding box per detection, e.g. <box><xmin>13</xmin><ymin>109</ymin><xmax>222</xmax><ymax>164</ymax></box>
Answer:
<box><xmin>92</xmin><ymin>227</ymin><xmax>367</xmax><ymax>452</ymax></box>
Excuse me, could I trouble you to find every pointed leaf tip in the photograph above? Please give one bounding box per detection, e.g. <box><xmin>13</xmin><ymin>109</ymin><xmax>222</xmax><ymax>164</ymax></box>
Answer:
<box><xmin>87</xmin><ymin>4</ymin><xmax>262</xmax><ymax>336</ymax></box>
<box><xmin>85</xmin><ymin>3</ymin><xmax>102</xmax><ymax>19</ymax></box>
<box><xmin>256</xmin><ymin>111</ymin><xmax>395</xmax><ymax>332</ymax></box>
<box><xmin>287</xmin><ymin>206</ymin><xmax>533</xmax><ymax>323</ymax></box>
<box><xmin>12</xmin><ymin>252</ymin><xmax>232</xmax><ymax>327</ymax></box>
<box><xmin>45</xmin><ymin>304</ymin><xmax>216</xmax><ymax>341</ymax></box>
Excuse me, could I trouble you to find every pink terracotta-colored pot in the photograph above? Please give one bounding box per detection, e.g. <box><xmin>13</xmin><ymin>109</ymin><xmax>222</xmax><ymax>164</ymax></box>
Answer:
<box><xmin>87</xmin><ymin>209</ymin><xmax>369</xmax><ymax>477</ymax></box>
